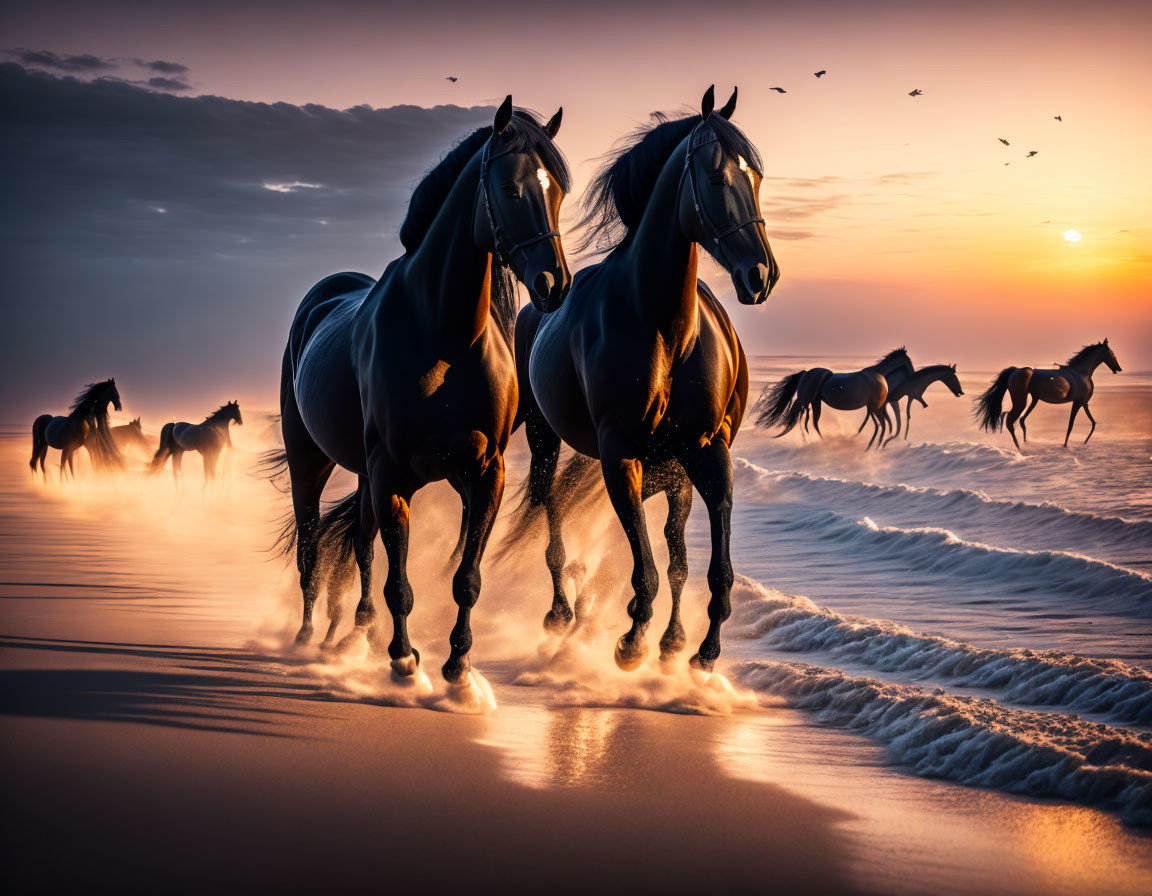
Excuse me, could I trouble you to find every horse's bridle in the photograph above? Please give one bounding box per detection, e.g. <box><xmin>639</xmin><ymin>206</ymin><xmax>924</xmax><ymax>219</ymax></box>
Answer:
<box><xmin>478</xmin><ymin>137</ymin><xmax>561</xmax><ymax>265</ymax></box>
<box><xmin>680</xmin><ymin>122</ymin><xmax>764</xmax><ymax>266</ymax></box>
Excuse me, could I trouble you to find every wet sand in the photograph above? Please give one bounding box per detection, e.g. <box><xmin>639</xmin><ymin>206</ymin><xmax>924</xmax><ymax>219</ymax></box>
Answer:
<box><xmin>0</xmin><ymin>436</ymin><xmax>862</xmax><ymax>894</ymax></box>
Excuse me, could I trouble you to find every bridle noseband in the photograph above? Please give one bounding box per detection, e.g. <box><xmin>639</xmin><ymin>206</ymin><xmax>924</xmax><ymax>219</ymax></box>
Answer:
<box><xmin>478</xmin><ymin>137</ymin><xmax>561</xmax><ymax>265</ymax></box>
<box><xmin>680</xmin><ymin>122</ymin><xmax>764</xmax><ymax>266</ymax></box>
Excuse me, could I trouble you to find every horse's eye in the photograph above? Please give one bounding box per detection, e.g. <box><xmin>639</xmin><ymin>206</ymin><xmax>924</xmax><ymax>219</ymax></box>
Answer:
<box><xmin>502</xmin><ymin>183</ymin><xmax>521</xmax><ymax>199</ymax></box>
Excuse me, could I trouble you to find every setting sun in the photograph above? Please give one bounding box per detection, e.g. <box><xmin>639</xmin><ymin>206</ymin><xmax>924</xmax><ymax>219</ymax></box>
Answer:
<box><xmin>1064</xmin><ymin>229</ymin><xmax>1083</xmax><ymax>243</ymax></box>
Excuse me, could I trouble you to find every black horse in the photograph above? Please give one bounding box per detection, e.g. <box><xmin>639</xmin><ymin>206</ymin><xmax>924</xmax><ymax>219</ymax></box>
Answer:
<box><xmin>509</xmin><ymin>87</ymin><xmax>777</xmax><ymax>673</ymax></box>
<box><xmin>30</xmin><ymin>379</ymin><xmax>124</xmax><ymax>480</ymax></box>
<box><xmin>275</xmin><ymin>99</ymin><xmax>571</xmax><ymax>687</ymax></box>
<box><xmin>150</xmin><ymin>401</ymin><xmax>243</xmax><ymax>490</ymax></box>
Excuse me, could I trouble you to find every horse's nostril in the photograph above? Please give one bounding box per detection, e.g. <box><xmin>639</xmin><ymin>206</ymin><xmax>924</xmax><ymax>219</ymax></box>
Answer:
<box><xmin>534</xmin><ymin>272</ymin><xmax>555</xmax><ymax>301</ymax></box>
<box><xmin>747</xmin><ymin>264</ymin><xmax>767</xmax><ymax>294</ymax></box>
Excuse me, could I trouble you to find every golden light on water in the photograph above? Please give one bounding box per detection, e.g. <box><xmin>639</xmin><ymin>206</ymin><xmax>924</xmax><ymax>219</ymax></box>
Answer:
<box><xmin>1064</xmin><ymin>229</ymin><xmax>1082</xmax><ymax>243</ymax></box>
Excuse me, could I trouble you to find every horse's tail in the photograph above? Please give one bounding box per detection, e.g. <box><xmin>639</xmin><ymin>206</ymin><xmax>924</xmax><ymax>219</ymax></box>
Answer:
<box><xmin>779</xmin><ymin>369</ymin><xmax>828</xmax><ymax>436</ymax></box>
<box><xmin>974</xmin><ymin>367</ymin><xmax>1016</xmax><ymax>432</ymax></box>
<box><xmin>86</xmin><ymin>417</ymin><xmax>127</xmax><ymax>471</ymax></box>
<box><xmin>272</xmin><ymin>488</ymin><xmax>359</xmax><ymax>580</ymax></box>
<box><xmin>753</xmin><ymin>370</ymin><xmax>804</xmax><ymax>431</ymax></box>
<box><xmin>496</xmin><ymin>451</ymin><xmax>603</xmax><ymax>561</ymax></box>
<box><xmin>30</xmin><ymin>415</ymin><xmax>50</xmax><ymax>471</ymax></box>
<box><xmin>149</xmin><ymin>422</ymin><xmax>176</xmax><ymax>473</ymax></box>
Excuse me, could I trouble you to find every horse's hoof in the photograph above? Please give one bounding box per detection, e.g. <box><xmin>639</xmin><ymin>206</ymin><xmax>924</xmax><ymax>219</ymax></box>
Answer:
<box><xmin>689</xmin><ymin>652</ymin><xmax>716</xmax><ymax>674</ymax></box>
<box><xmin>391</xmin><ymin>650</ymin><xmax>420</xmax><ymax>678</ymax></box>
<box><xmin>442</xmin><ymin>653</ymin><xmax>471</xmax><ymax>685</ymax></box>
<box><xmin>293</xmin><ymin>626</ymin><xmax>313</xmax><ymax>647</ymax></box>
<box><xmin>614</xmin><ymin>636</ymin><xmax>649</xmax><ymax>672</ymax></box>
<box><xmin>543</xmin><ymin>606</ymin><xmax>573</xmax><ymax>633</ymax></box>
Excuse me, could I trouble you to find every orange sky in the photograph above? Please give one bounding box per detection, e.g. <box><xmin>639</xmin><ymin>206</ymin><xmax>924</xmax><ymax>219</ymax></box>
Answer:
<box><xmin>4</xmin><ymin>0</ymin><xmax>1151</xmax><ymax>367</ymax></box>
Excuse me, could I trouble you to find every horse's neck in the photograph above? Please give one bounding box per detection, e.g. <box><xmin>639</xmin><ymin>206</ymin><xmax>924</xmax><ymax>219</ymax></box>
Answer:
<box><xmin>398</xmin><ymin>153</ymin><xmax>492</xmax><ymax>349</ymax></box>
<box><xmin>1070</xmin><ymin>355</ymin><xmax>1102</xmax><ymax>376</ymax></box>
<box><xmin>623</xmin><ymin>143</ymin><xmax>698</xmax><ymax>347</ymax></box>
<box><xmin>908</xmin><ymin>368</ymin><xmax>944</xmax><ymax>395</ymax></box>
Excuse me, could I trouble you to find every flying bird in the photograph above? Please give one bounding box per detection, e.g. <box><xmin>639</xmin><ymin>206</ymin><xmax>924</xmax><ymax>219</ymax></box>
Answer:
<box><xmin>908</xmin><ymin>89</ymin><xmax>923</xmax><ymax>97</ymax></box>
<box><xmin>1054</xmin><ymin>115</ymin><xmax>1062</xmax><ymax>121</ymax></box>
<box><xmin>998</xmin><ymin>138</ymin><xmax>1010</xmax><ymax>146</ymax></box>
<box><xmin>1026</xmin><ymin>151</ymin><xmax>1038</xmax><ymax>157</ymax></box>
<box><xmin>446</xmin><ymin>76</ymin><xmax>458</xmax><ymax>82</ymax></box>
<box><xmin>770</xmin><ymin>87</ymin><xmax>787</xmax><ymax>93</ymax></box>
<box><xmin>814</xmin><ymin>70</ymin><xmax>826</xmax><ymax>77</ymax></box>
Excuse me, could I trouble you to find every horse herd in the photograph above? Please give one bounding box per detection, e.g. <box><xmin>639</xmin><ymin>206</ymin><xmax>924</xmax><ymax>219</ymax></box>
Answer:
<box><xmin>27</xmin><ymin>87</ymin><xmax>1124</xmax><ymax>691</ymax></box>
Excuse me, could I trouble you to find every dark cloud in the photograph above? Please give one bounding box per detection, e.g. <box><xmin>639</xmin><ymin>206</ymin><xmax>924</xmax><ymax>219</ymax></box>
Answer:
<box><xmin>146</xmin><ymin>76</ymin><xmax>191</xmax><ymax>91</ymax></box>
<box><xmin>6</xmin><ymin>48</ymin><xmax>114</xmax><ymax>72</ymax></box>
<box><xmin>0</xmin><ymin>63</ymin><xmax>494</xmax><ymax>419</ymax></box>
<box><xmin>138</xmin><ymin>59</ymin><xmax>189</xmax><ymax>75</ymax></box>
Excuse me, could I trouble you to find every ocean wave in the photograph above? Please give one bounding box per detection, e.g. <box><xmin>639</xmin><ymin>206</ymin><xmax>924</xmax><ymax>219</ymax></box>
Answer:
<box><xmin>732</xmin><ymin>659</ymin><xmax>1152</xmax><ymax>826</ymax></box>
<box><xmin>734</xmin><ymin>459</ymin><xmax>1152</xmax><ymax>553</ymax></box>
<box><xmin>730</xmin><ymin>578</ymin><xmax>1152</xmax><ymax>725</ymax></box>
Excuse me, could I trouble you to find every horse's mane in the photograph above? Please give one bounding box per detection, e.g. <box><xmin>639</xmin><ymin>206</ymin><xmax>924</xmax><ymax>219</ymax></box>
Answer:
<box><xmin>204</xmin><ymin>404</ymin><xmax>235</xmax><ymax>423</ymax></box>
<box><xmin>1066</xmin><ymin>342</ymin><xmax>1105</xmax><ymax>367</ymax></box>
<box><xmin>916</xmin><ymin>363</ymin><xmax>955</xmax><ymax>377</ymax></box>
<box><xmin>69</xmin><ymin>380</ymin><xmax>114</xmax><ymax>420</ymax></box>
<box><xmin>872</xmin><ymin>347</ymin><xmax>909</xmax><ymax>368</ymax></box>
<box><xmin>398</xmin><ymin>110</ymin><xmax>571</xmax><ymax>340</ymax></box>
<box><xmin>573</xmin><ymin>110</ymin><xmax>764</xmax><ymax>257</ymax></box>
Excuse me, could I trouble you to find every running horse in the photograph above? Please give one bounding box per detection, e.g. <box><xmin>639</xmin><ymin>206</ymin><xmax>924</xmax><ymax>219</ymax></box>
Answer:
<box><xmin>30</xmin><ymin>379</ymin><xmax>124</xmax><ymax>479</ymax></box>
<box><xmin>975</xmin><ymin>340</ymin><xmax>1121</xmax><ymax>449</ymax></box>
<box><xmin>755</xmin><ymin>348</ymin><xmax>914</xmax><ymax>449</ymax></box>
<box><xmin>509</xmin><ymin>86</ymin><xmax>778</xmax><ymax>672</ymax></box>
<box><xmin>874</xmin><ymin>364</ymin><xmax>964</xmax><ymax>446</ymax></box>
<box><xmin>274</xmin><ymin>99</ymin><xmax>571</xmax><ymax>686</ymax></box>
<box><xmin>150</xmin><ymin>401</ymin><xmax>243</xmax><ymax>488</ymax></box>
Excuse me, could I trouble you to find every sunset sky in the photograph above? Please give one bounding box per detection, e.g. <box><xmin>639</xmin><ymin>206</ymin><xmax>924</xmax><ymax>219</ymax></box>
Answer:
<box><xmin>2</xmin><ymin>0</ymin><xmax>1149</xmax><ymax>420</ymax></box>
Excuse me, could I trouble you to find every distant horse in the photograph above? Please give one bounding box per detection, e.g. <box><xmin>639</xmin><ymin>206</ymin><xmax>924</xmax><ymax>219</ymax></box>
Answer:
<box><xmin>872</xmin><ymin>364</ymin><xmax>964</xmax><ymax>446</ymax></box>
<box><xmin>112</xmin><ymin>417</ymin><xmax>151</xmax><ymax>455</ymax></box>
<box><xmin>30</xmin><ymin>379</ymin><xmax>124</xmax><ymax>480</ymax></box>
<box><xmin>975</xmin><ymin>340</ymin><xmax>1121</xmax><ymax>449</ymax></box>
<box><xmin>755</xmin><ymin>348</ymin><xmax>915</xmax><ymax>449</ymax></box>
<box><xmin>274</xmin><ymin>99</ymin><xmax>571</xmax><ymax>682</ymax></box>
<box><xmin>509</xmin><ymin>86</ymin><xmax>778</xmax><ymax>673</ymax></box>
<box><xmin>150</xmin><ymin>401</ymin><xmax>243</xmax><ymax>487</ymax></box>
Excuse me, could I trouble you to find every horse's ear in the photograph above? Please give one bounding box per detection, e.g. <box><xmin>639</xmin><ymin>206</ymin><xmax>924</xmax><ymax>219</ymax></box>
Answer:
<box><xmin>544</xmin><ymin>107</ymin><xmax>562</xmax><ymax>138</ymax></box>
<box><xmin>701</xmin><ymin>85</ymin><xmax>715</xmax><ymax>118</ymax></box>
<box><xmin>1103</xmin><ymin>337</ymin><xmax>1109</xmax><ymax>344</ymax></box>
<box><xmin>494</xmin><ymin>95</ymin><xmax>513</xmax><ymax>134</ymax></box>
<box><xmin>719</xmin><ymin>87</ymin><xmax>737</xmax><ymax>120</ymax></box>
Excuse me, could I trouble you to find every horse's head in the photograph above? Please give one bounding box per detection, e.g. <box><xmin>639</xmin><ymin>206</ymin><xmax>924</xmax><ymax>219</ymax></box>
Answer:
<box><xmin>130</xmin><ymin>417</ymin><xmax>143</xmax><ymax>432</ymax></box>
<box><xmin>1100</xmin><ymin>338</ymin><xmax>1122</xmax><ymax>373</ymax></box>
<box><xmin>103</xmin><ymin>378</ymin><xmax>123</xmax><ymax>412</ymax></box>
<box><xmin>473</xmin><ymin>96</ymin><xmax>571</xmax><ymax>312</ymax></box>
<box><xmin>944</xmin><ymin>364</ymin><xmax>964</xmax><ymax>396</ymax></box>
<box><xmin>227</xmin><ymin>400</ymin><xmax>243</xmax><ymax>425</ymax></box>
<box><xmin>678</xmin><ymin>86</ymin><xmax>779</xmax><ymax>305</ymax></box>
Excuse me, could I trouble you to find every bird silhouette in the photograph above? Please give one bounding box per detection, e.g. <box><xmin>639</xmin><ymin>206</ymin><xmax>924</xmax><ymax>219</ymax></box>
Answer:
<box><xmin>814</xmin><ymin>70</ymin><xmax>826</xmax><ymax>78</ymax></box>
<box><xmin>999</xmin><ymin>138</ymin><xmax>1010</xmax><ymax>146</ymax></box>
<box><xmin>908</xmin><ymin>89</ymin><xmax>923</xmax><ymax>97</ymax></box>
<box><xmin>1004</xmin><ymin>162</ymin><xmax>1010</xmax><ymax>166</ymax></box>
<box><xmin>446</xmin><ymin>76</ymin><xmax>458</xmax><ymax>82</ymax></box>
<box><xmin>1026</xmin><ymin>151</ymin><xmax>1038</xmax><ymax>157</ymax></box>
<box><xmin>1054</xmin><ymin>115</ymin><xmax>1062</xmax><ymax>121</ymax></box>
<box><xmin>770</xmin><ymin>87</ymin><xmax>787</xmax><ymax>93</ymax></box>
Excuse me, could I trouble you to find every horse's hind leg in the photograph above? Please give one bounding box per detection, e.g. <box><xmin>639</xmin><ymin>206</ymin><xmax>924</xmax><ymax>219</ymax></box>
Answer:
<box><xmin>171</xmin><ymin>449</ymin><xmax>185</xmax><ymax>493</ymax></box>
<box><xmin>658</xmin><ymin>469</ymin><xmax>693</xmax><ymax>663</ymax></box>
<box><xmin>904</xmin><ymin>397</ymin><xmax>914</xmax><ymax>440</ymax></box>
<box><xmin>1082</xmin><ymin>404</ymin><xmax>1097</xmax><ymax>443</ymax></box>
<box><xmin>883</xmin><ymin>403</ymin><xmax>900</xmax><ymax>448</ymax></box>
<box><xmin>526</xmin><ymin>412</ymin><xmax>572</xmax><ymax>632</ymax></box>
<box><xmin>1063</xmin><ymin>402</ymin><xmax>1083</xmax><ymax>447</ymax></box>
<box><xmin>683</xmin><ymin>440</ymin><xmax>734</xmax><ymax>673</ymax></box>
<box><xmin>865</xmin><ymin>411</ymin><xmax>880</xmax><ymax>451</ymax></box>
<box><xmin>599</xmin><ymin>430</ymin><xmax>659</xmax><ymax>671</ymax></box>
<box><xmin>1003</xmin><ymin>373</ymin><xmax>1032</xmax><ymax>451</ymax></box>
<box><xmin>1019</xmin><ymin>395</ymin><xmax>1040</xmax><ymax>443</ymax></box>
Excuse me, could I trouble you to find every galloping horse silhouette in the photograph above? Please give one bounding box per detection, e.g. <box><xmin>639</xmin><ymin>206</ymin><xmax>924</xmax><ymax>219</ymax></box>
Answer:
<box><xmin>150</xmin><ymin>401</ymin><xmax>243</xmax><ymax>487</ymax></box>
<box><xmin>509</xmin><ymin>87</ymin><xmax>777</xmax><ymax>672</ymax></box>
<box><xmin>975</xmin><ymin>340</ymin><xmax>1121</xmax><ymax>449</ymax></box>
<box><xmin>755</xmin><ymin>348</ymin><xmax>914</xmax><ymax>449</ymax></box>
<box><xmin>112</xmin><ymin>417</ymin><xmax>151</xmax><ymax>455</ymax></box>
<box><xmin>30</xmin><ymin>379</ymin><xmax>124</xmax><ymax>480</ymax></box>
<box><xmin>274</xmin><ymin>99</ymin><xmax>571</xmax><ymax>685</ymax></box>
<box><xmin>873</xmin><ymin>364</ymin><xmax>964</xmax><ymax>446</ymax></box>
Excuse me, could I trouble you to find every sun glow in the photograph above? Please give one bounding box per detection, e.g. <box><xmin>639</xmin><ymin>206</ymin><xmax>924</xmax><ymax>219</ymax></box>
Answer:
<box><xmin>1064</xmin><ymin>229</ymin><xmax>1082</xmax><ymax>243</ymax></box>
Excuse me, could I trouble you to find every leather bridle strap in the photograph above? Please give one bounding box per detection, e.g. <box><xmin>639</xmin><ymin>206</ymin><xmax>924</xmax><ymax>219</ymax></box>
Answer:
<box><xmin>680</xmin><ymin>125</ymin><xmax>764</xmax><ymax>266</ymax></box>
<box><xmin>479</xmin><ymin>138</ymin><xmax>561</xmax><ymax>264</ymax></box>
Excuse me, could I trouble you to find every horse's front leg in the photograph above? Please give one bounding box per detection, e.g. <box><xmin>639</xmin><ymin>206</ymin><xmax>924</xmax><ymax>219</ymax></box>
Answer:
<box><xmin>1063</xmin><ymin>402</ymin><xmax>1083</xmax><ymax>447</ymax></box>
<box><xmin>683</xmin><ymin>440</ymin><xmax>734</xmax><ymax>673</ymax></box>
<box><xmin>367</xmin><ymin>464</ymin><xmax>420</xmax><ymax>676</ymax></box>
<box><xmin>659</xmin><ymin>470</ymin><xmax>693</xmax><ymax>662</ymax></box>
<box><xmin>599</xmin><ymin>430</ymin><xmax>658</xmax><ymax>671</ymax></box>
<box><xmin>444</xmin><ymin>453</ymin><xmax>504</xmax><ymax>684</ymax></box>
